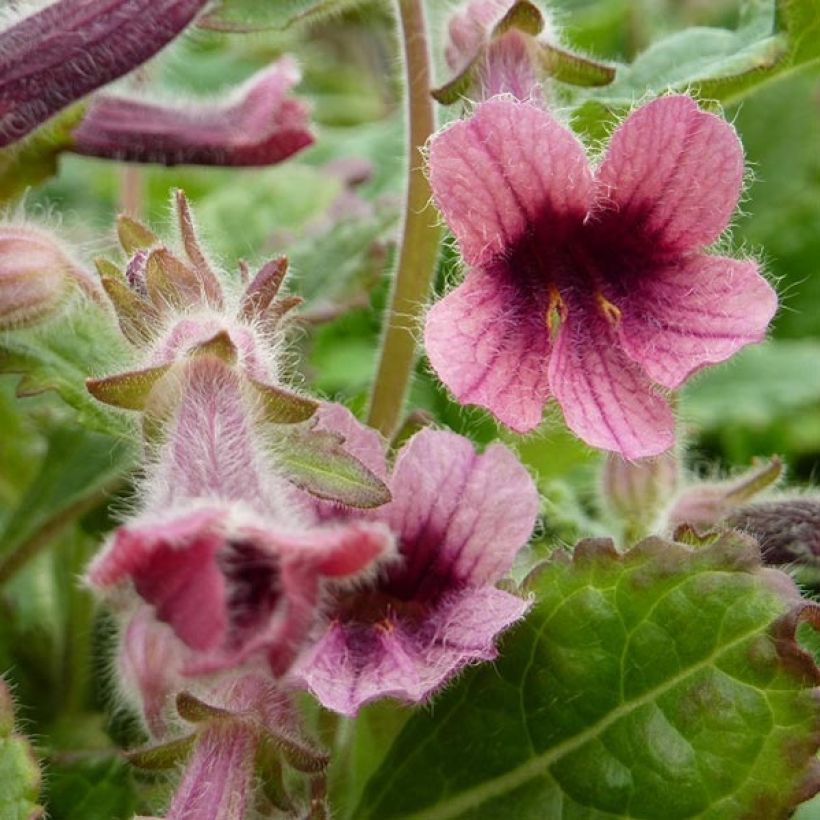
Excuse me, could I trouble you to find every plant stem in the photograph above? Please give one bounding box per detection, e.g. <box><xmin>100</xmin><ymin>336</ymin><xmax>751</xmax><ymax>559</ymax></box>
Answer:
<box><xmin>366</xmin><ymin>0</ymin><xmax>441</xmax><ymax>438</ymax></box>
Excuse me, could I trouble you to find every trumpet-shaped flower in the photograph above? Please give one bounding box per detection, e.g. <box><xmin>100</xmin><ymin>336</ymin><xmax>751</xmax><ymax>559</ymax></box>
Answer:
<box><xmin>88</xmin><ymin>357</ymin><xmax>393</xmax><ymax>677</ymax></box>
<box><xmin>291</xmin><ymin>406</ymin><xmax>539</xmax><ymax>715</ymax></box>
<box><xmin>71</xmin><ymin>58</ymin><xmax>313</xmax><ymax>167</ymax></box>
<box><xmin>425</xmin><ymin>95</ymin><xmax>777</xmax><ymax>458</ymax></box>
<box><xmin>0</xmin><ymin>0</ymin><xmax>208</xmax><ymax>147</ymax></box>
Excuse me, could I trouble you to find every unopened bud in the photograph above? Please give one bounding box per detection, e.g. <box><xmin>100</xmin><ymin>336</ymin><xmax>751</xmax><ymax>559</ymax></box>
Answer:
<box><xmin>601</xmin><ymin>451</ymin><xmax>679</xmax><ymax>537</ymax></box>
<box><xmin>668</xmin><ymin>457</ymin><xmax>782</xmax><ymax>533</ymax></box>
<box><xmin>0</xmin><ymin>225</ymin><xmax>90</xmax><ymax>329</ymax></box>
<box><xmin>727</xmin><ymin>498</ymin><xmax>820</xmax><ymax>567</ymax></box>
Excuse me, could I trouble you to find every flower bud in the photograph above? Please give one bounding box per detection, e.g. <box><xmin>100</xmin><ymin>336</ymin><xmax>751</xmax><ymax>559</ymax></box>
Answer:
<box><xmin>601</xmin><ymin>451</ymin><xmax>679</xmax><ymax>537</ymax></box>
<box><xmin>726</xmin><ymin>498</ymin><xmax>820</xmax><ymax>567</ymax></box>
<box><xmin>0</xmin><ymin>225</ymin><xmax>90</xmax><ymax>329</ymax></box>
<box><xmin>667</xmin><ymin>457</ymin><xmax>782</xmax><ymax>533</ymax></box>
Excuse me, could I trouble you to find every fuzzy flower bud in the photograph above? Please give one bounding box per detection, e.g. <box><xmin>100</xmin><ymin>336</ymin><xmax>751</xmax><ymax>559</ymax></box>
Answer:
<box><xmin>0</xmin><ymin>224</ymin><xmax>97</xmax><ymax>328</ymax></box>
<box><xmin>71</xmin><ymin>58</ymin><xmax>314</xmax><ymax>167</ymax></box>
<box><xmin>601</xmin><ymin>451</ymin><xmax>679</xmax><ymax>538</ymax></box>
<box><xmin>726</xmin><ymin>498</ymin><xmax>820</xmax><ymax>567</ymax></box>
<box><xmin>0</xmin><ymin>0</ymin><xmax>209</xmax><ymax>147</ymax></box>
<box><xmin>668</xmin><ymin>457</ymin><xmax>782</xmax><ymax>533</ymax></box>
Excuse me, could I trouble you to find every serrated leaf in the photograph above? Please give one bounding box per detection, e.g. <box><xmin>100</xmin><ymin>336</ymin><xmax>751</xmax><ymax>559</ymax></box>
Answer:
<box><xmin>199</xmin><ymin>0</ymin><xmax>366</xmax><ymax>32</ymax></box>
<box><xmin>277</xmin><ymin>428</ymin><xmax>390</xmax><ymax>508</ymax></box>
<box><xmin>0</xmin><ymin>678</ymin><xmax>43</xmax><ymax>819</ymax></box>
<box><xmin>358</xmin><ymin>534</ymin><xmax>820</xmax><ymax>819</ymax></box>
<box><xmin>0</xmin><ymin>426</ymin><xmax>134</xmax><ymax>584</ymax></box>
<box><xmin>0</xmin><ymin>305</ymin><xmax>134</xmax><ymax>437</ymax></box>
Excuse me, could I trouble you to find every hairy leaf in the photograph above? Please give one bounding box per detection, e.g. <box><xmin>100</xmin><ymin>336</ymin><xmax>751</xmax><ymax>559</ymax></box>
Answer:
<box><xmin>0</xmin><ymin>427</ymin><xmax>134</xmax><ymax>584</ymax></box>
<box><xmin>0</xmin><ymin>305</ymin><xmax>133</xmax><ymax>437</ymax></box>
<box><xmin>200</xmin><ymin>0</ymin><xmax>367</xmax><ymax>32</ymax></box>
<box><xmin>359</xmin><ymin>534</ymin><xmax>820</xmax><ymax>819</ymax></box>
<box><xmin>0</xmin><ymin>678</ymin><xmax>43</xmax><ymax>819</ymax></box>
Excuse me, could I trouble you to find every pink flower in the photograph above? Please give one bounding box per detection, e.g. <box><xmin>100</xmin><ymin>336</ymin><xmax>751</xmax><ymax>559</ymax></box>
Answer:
<box><xmin>71</xmin><ymin>59</ymin><xmax>313</xmax><ymax>167</ymax></box>
<box><xmin>424</xmin><ymin>95</ymin><xmax>777</xmax><ymax>458</ymax></box>
<box><xmin>0</xmin><ymin>0</ymin><xmax>208</xmax><ymax>147</ymax></box>
<box><xmin>290</xmin><ymin>406</ymin><xmax>539</xmax><ymax>715</ymax></box>
<box><xmin>88</xmin><ymin>358</ymin><xmax>394</xmax><ymax>677</ymax></box>
<box><xmin>435</xmin><ymin>0</ymin><xmax>614</xmax><ymax>104</ymax></box>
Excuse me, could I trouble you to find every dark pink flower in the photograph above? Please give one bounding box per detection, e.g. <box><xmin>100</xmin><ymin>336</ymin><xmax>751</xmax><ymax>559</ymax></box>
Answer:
<box><xmin>71</xmin><ymin>59</ymin><xmax>313</xmax><ymax>167</ymax></box>
<box><xmin>0</xmin><ymin>0</ymin><xmax>208</xmax><ymax>147</ymax></box>
<box><xmin>88</xmin><ymin>358</ymin><xmax>394</xmax><ymax>677</ymax></box>
<box><xmin>425</xmin><ymin>95</ymin><xmax>777</xmax><ymax>458</ymax></box>
<box><xmin>291</xmin><ymin>407</ymin><xmax>539</xmax><ymax>715</ymax></box>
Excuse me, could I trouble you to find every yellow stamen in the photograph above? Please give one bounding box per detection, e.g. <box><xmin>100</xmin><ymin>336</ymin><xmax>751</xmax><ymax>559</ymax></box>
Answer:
<box><xmin>545</xmin><ymin>285</ymin><xmax>564</xmax><ymax>333</ymax></box>
<box><xmin>596</xmin><ymin>292</ymin><xmax>622</xmax><ymax>327</ymax></box>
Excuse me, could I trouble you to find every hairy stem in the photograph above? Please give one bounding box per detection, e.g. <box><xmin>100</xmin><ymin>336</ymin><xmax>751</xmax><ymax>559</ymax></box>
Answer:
<box><xmin>367</xmin><ymin>0</ymin><xmax>441</xmax><ymax>438</ymax></box>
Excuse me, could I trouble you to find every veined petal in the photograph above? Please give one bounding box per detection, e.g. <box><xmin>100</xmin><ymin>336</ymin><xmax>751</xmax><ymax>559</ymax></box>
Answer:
<box><xmin>618</xmin><ymin>255</ymin><xmax>777</xmax><ymax>389</ymax></box>
<box><xmin>0</xmin><ymin>0</ymin><xmax>207</xmax><ymax>147</ymax></box>
<box><xmin>293</xmin><ymin>587</ymin><xmax>528</xmax><ymax>716</ymax></box>
<box><xmin>425</xmin><ymin>268</ymin><xmax>551</xmax><ymax>432</ymax></box>
<box><xmin>594</xmin><ymin>95</ymin><xmax>744</xmax><ymax>253</ymax></box>
<box><xmin>380</xmin><ymin>428</ymin><xmax>539</xmax><ymax>598</ymax></box>
<box><xmin>548</xmin><ymin>303</ymin><xmax>674</xmax><ymax>459</ymax></box>
<box><xmin>428</xmin><ymin>96</ymin><xmax>592</xmax><ymax>267</ymax></box>
<box><xmin>71</xmin><ymin>59</ymin><xmax>313</xmax><ymax>167</ymax></box>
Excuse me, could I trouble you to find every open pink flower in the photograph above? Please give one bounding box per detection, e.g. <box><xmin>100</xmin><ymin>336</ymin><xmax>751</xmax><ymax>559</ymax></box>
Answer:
<box><xmin>425</xmin><ymin>95</ymin><xmax>777</xmax><ymax>458</ymax></box>
<box><xmin>291</xmin><ymin>407</ymin><xmax>539</xmax><ymax>715</ymax></box>
<box><xmin>72</xmin><ymin>58</ymin><xmax>313</xmax><ymax>167</ymax></box>
<box><xmin>88</xmin><ymin>358</ymin><xmax>393</xmax><ymax>677</ymax></box>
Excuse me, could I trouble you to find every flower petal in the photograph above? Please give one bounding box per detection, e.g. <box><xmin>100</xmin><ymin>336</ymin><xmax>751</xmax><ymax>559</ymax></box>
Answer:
<box><xmin>594</xmin><ymin>95</ymin><xmax>744</xmax><ymax>252</ymax></box>
<box><xmin>72</xmin><ymin>59</ymin><xmax>313</xmax><ymax>167</ymax></box>
<box><xmin>428</xmin><ymin>96</ymin><xmax>592</xmax><ymax>267</ymax></box>
<box><xmin>380</xmin><ymin>429</ymin><xmax>539</xmax><ymax>598</ymax></box>
<box><xmin>0</xmin><ymin>0</ymin><xmax>208</xmax><ymax>147</ymax></box>
<box><xmin>425</xmin><ymin>268</ymin><xmax>551</xmax><ymax>432</ymax></box>
<box><xmin>618</xmin><ymin>255</ymin><xmax>777</xmax><ymax>389</ymax></box>
<box><xmin>549</xmin><ymin>305</ymin><xmax>674</xmax><ymax>459</ymax></box>
<box><xmin>293</xmin><ymin>587</ymin><xmax>528</xmax><ymax>715</ymax></box>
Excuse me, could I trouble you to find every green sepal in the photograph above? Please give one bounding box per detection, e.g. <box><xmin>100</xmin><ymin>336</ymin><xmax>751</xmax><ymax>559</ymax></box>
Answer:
<box><xmin>277</xmin><ymin>427</ymin><xmax>391</xmax><ymax>509</ymax></box>
<box><xmin>538</xmin><ymin>43</ymin><xmax>616</xmax><ymax>87</ymax></box>
<box><xmin>189</xmin><ymin>330</ymin><xmax>238</xmax><ymax>365</ymax></box>
<box><xmin>145</xmin><ymin>248</ymin><xmax>204</xmax><ymax>311</ymax></box>
<box><xmin>86</xmin><ymin>364</ymin><xmax>171</xmax><ymax>411</ymax></box>
<box><xmin>100</xmin><ymin>275</ymin><xmax>160</xmax><ymax>346</ymax></box>
<box><xmin>116</xmin><ymin>215</ymin><xmax>158</xmax><ymax>255</ymax></box>
<box><xmin>250</xmin><ymin>378</ymin><xmax>318</xmax><ymax>425</ymax></box>
<box><xmin>127</xmin><ymin>733</ymin><xmax>197</xmax><ymax>770</ymax></box>
<box><xmin>493</xmin><ymin>0</ymin><xmax>544</xmax><ymax>37</ymax></box>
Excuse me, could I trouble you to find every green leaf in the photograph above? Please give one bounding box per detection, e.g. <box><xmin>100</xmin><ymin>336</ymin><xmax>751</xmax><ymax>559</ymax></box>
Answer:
<box><xmin>199</xmin><ymin>0</ymin><xmax>367</xmax><ymax>32</ymax></box>
<box><xmin>45</xmin><ymin>757</ymin><xmax>137</xmax><ymax>820</ymax></box>
<box><xmin>578</xmin><ymin>0</ymin><xmax>820</xmax><ymax>127</ymax></box>
<box><xmin>0</xmin><ymin>105</ymin><xmax>83</xmax><ymax>205</ymax></box>
<box><xmin>0</xmin><ymin>678</ymin><xmax>43</xmax><ymax>820</ymax></box>
<box><xmin>277</xmin><ymin>427</ymin><xmax>390</xmax><ymax>508</ymax></box>
<box><xmin>682</xmin><ymin>341</ymin><xmax>820</xmax><ymax>430</ymax></box>
<box><xmin>0</xmin><ymin>304</ymin><xmax>133</xmax><ymax>437</ymax></box>
<box><xmin>358</xmin><ymin>534</ymin><xmax>820</xmax><ymax>819</ymax></box>
<box><xmin>0</xmin><ymin>426</ymin><xmax>134</xmax><ymax>585</ymax></box>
